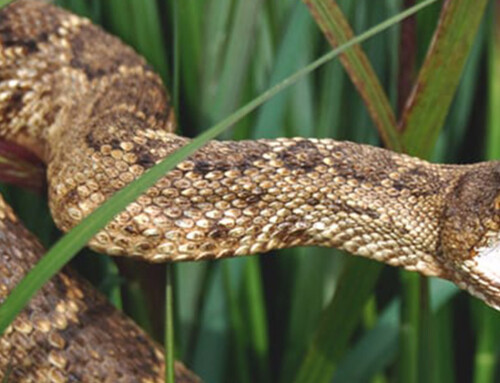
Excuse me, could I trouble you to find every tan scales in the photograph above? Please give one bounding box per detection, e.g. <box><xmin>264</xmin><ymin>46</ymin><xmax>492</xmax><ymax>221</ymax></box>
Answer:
<box><xmin>1</xmin><ymin>0</ymin><xmax>500</xmax><ymax>381</ymax></box>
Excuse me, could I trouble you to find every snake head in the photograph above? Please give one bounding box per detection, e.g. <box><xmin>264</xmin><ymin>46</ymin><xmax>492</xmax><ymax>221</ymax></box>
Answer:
<box><xmin>440</xmin><ymin>162</ymin><xmax>500</xmax><ymax>310</ymax></box>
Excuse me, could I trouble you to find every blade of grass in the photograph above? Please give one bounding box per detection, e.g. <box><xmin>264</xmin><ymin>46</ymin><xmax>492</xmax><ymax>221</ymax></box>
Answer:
<box><xmin>242</xmin><ymin>258</ymin><xmax>270</xmax><ymax>383</ymax></box>
<box><xmin>472</xmin><ymin>303</ymin><xmax>500</xmax><ymax>383</ymax></box>
<box><xmin>55</xmin><ymin>0</ymin><xmax>96</xmax><ymax>19</ymax></box>
<box><xmin>190</xmin><ymin>264</ymin><xmax>227</xmax><ymax>382</ymax></box>
<box><xmin>209</xmin><ymin>0</ymin><xmax>264</xmax><ymax>126</ymax></box>
<box><xmin>303</xmin><ymin>0</ymin><xmax>401</xmax><ymax>151</ymax></box>
<box><xmin>254</xmin><ymin>2</ymin><xmax>313</xmax><ymax>138</ymax></box>
<box><xmin>398</xmin><ymin>0</ymin><xmax>417</xmax><ymax>113</ymax></box>
<box><xmin>487</xmin><ymin>0</ymin><xmax>500</xmax><ymax>159</ymax></box>
<box><xmin>399</xmin><ymin>271</ymin><xmax>420</xmax><ymax>383</ymax></box>
<box><xmin>165</xmin><ymin>264</ymin><xmax>175</xmax><ymax>383</ymax></box>
<box><xmin>127</xmin><ymin>0</ymin><xmax>169</xmax><ymax>83</ymax></box>
<box><xmin>293</xmin><ymin>258</ymin><xmax>382</xmax><ymax>383</ymax></box>
<box><xmin>0</xmin><ymin>0</ymin><xmax>441</xmax><ymax>338</ymax></box>
<box><xmin>200</xmin><ymin>0</ymin><xmax>233</xmax><ymax>122</ymax></box>
<box><xmin>433</xmin><ymin>19</ymin><xmax>486</xmax><ymax>163</ymax></box>
<box><xmin>177</xmin><ymin>0</ymin><xmax>202</xmax><ymax>123</ymax></box>
<box><xmin>0</xmin><ymin>1</ymin><xmax>13</xmax><ymax>9</ymax></box>
<box><xmin>400</xmin><ymin>0</ymin><xmax>489</xmax><ymax>157</ymax></box>
<box><xmin>101</xmin><ymin>0</ymin><xmax>134</xmax><ymax>45</ymax></box>
<box><xmin>333</xmin><ymin>278</ymin><xmax>458</xmax><ymax>382</ymax></box>
<box><xmin>223</xmin><ymin>261</ymin><xmax>251</xmax><ymax>383</ymax></box>
<box><xmin>431</xmin><ymin>304</ymin><xmax>455</xmax><ymax>383</ymax></box>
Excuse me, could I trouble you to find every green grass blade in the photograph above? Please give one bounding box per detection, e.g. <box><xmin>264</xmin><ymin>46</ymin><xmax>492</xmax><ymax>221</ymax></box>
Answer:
<box><xmin>127</xmin><ymin>0</ymin><xmax>169</xmax><ymax>83</ymax></box>
<box><xmin>0</xmin><ymin>2</ymin><xmax>428</xmax><ymax>335</ymax></box>
<box><xmin>242</xmin><ymin>258</ymin><xmax>271</xmax><ymax>383</ymax></box>
<box><xmin>293</xmin><ymin>258</ymin><xmax>382</xmax><ymax>383</ymax></box>
<box><xmin>472</xmin><ymin>303</ymin><xmax>500</xmax><ymax>383</ymax></box>
<box><xmin>400</xmin><ymin>0</ymin><xmax>489</xmax><ymax>157</ymax></box>
<box><xmin>55</xmin><ymin>0</ymin><xmax>96</xmax><ymax>19</ymax></box>
<box><xmin>209</xmin><ymin>0</ymin><xmax>264</xmax><ymax>124</ymax></box>
<box><xmin>487</xmin><ymin>2</ymin><xmax>500</xmax><ymax>159</ymax></box>
<box><xmin>431</xmin><ymin>304</ymin><xmax>455</xmax><ymax>383</ymax></box>
<box><xmin>398</xmin><ymin>271</ymin><xmax>421</xmax><ymax>383</ymax></box>
<box><xmin>0</xmin><ymin>1</ymin><xmax>13</xmax><ymax>9</ymax></box>
<box><xmin>304</xmin><ymin>0</ymin><xmax>401</xmax><ymax>151</ymax></box>
<box><xmin>333</xmin><ymin>278</ymin><xmax>458</xmax><ymax>382</ymax></box>
<box><xmin>177</xmin><ymin>0</ymin><xmax>202</xmax><ymax>121</ymax></box>
<box><xmin>101</xmin><ymin>0</ymin><xmax>134</xmax><ymax>45</ymax></box>
<box><xmin>200</xmin><ymin>0</ymin><xmax>232</xmax><ymax>121</ymax></box>
<box><xmin>165</xmin><ymin>264</ymin><xmax>175</xmax><ymax>383</ymax></box>
<box><xmin>223</xmin><ymin>261</ymin><xmax>251</xmax><ymax>383</ymax></box>
<box><xmin>254</xmin><ymin>2</ymin><xmax>313</xmax><ymax>138</ymax></box>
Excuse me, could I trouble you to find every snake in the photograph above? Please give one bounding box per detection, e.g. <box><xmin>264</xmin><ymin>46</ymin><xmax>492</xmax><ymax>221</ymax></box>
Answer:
<box><xmin>0</xmin><ymin>0</ymin><xmax>499</xmax><ymax>381</ymax></box>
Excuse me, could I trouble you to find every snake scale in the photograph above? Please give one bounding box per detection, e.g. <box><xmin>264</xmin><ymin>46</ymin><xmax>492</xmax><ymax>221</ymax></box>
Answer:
<box><xmin>0</xmin><ymin>0</ymin><xmax>499</xmax><ymax>381</ymax></box>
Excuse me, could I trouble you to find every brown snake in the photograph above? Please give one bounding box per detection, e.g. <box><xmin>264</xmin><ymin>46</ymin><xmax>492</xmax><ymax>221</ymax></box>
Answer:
<box><xmin>0</xmin><ymin>0</ymin><xmax>499</xmax><ymax>381</ymax></box>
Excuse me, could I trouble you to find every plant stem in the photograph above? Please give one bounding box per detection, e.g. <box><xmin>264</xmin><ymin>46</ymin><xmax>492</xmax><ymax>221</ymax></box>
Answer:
<box><xmin>165</xmin><ymin>264</ymin><xmax>175</xmax><ymax>383</ymax></box>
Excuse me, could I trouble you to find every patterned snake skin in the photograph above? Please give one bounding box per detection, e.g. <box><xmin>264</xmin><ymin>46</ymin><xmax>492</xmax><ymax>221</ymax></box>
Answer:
<box><xmin>1</xmin><ymin>0</ymin><xmax>500</xmax><ymax>380</ymax></box>
<box><xmin>0</xmin><ymin>196</ymin><xmax>199</xmax><ymax>382</ymax></box>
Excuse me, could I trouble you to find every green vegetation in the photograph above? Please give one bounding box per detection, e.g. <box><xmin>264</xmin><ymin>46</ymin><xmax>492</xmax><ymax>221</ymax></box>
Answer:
<box><xmin>0</xmin><ymin>0</ymin><xmax>497</xmax><ymax>382</ymax></box>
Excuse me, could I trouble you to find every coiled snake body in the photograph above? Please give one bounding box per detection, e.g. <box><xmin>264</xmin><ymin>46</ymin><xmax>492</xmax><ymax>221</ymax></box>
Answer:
<box><xmin>1</xmin><ymin>0</ymin><xmax>500</xmax><ymax>381</ymax></box>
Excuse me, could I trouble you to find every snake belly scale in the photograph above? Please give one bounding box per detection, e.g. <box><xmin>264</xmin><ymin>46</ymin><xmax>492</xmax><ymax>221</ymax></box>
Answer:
<box><xmin>1</xmin><ymin>0</ymin><xmax>500</xmax><ymax>381</ymax></box>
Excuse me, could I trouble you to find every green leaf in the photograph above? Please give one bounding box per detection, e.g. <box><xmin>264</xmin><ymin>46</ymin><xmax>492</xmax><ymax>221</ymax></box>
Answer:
<box><xmin>303</xmin><ymin>0</ymin><xmax>401</xmax><ymax>151</ymax></box>
<box><xmin>333</xmin><ymin>278</ymin><xmax>458</xmax><ymax>383</ymax></box>
<box><xmin>400</xmin><ymin>0</ymin><xmax>489</xmax><ymax>157</ymax></box>
<box><xmin>293</xmin><ymin>258</ymin><xmax>382</xmax><ymax>383</ymax></box>
<box><xmin>209</xmin><ymin>0</ymin><xmax>265</xmax><ymax>125</ymax></box>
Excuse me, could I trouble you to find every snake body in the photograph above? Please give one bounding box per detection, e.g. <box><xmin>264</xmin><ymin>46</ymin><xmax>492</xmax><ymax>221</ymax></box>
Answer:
<box><xmin>0</xmin><ymin>195</ymin><xmax>199</xmax><ymax>382</ymax></box>
<box><xmin>1</xmin><ymin>0</ymin><xmax>500</xmax><ymax>380</ymax></box>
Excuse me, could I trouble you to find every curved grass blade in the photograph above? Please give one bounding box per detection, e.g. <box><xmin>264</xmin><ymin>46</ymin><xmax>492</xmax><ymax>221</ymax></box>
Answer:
<box><xmin>400</xmin><ymin>0</ymin><xmax>489</xmax><ymax>157</ymax></box>
<box><xmin>0</xmin><ymin>1</ymin><xmax>12</xmax><ymax>9</ymax></box>
<box><xmin>0</xmin><ymin>0</ymin><xmax>440</xmax><ymax>336</ymax></box>
<box><xmin>304</xmin><ymin>0</ymin><xmax>401</xmax><ymax>151</ymax></box>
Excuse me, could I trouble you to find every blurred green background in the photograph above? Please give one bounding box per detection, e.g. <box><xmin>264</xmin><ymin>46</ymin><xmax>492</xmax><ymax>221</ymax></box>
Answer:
<box><xmin>3</xmin><ymin>0</ymin><xmax>499</xmax><ymax>382</ymax></box>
